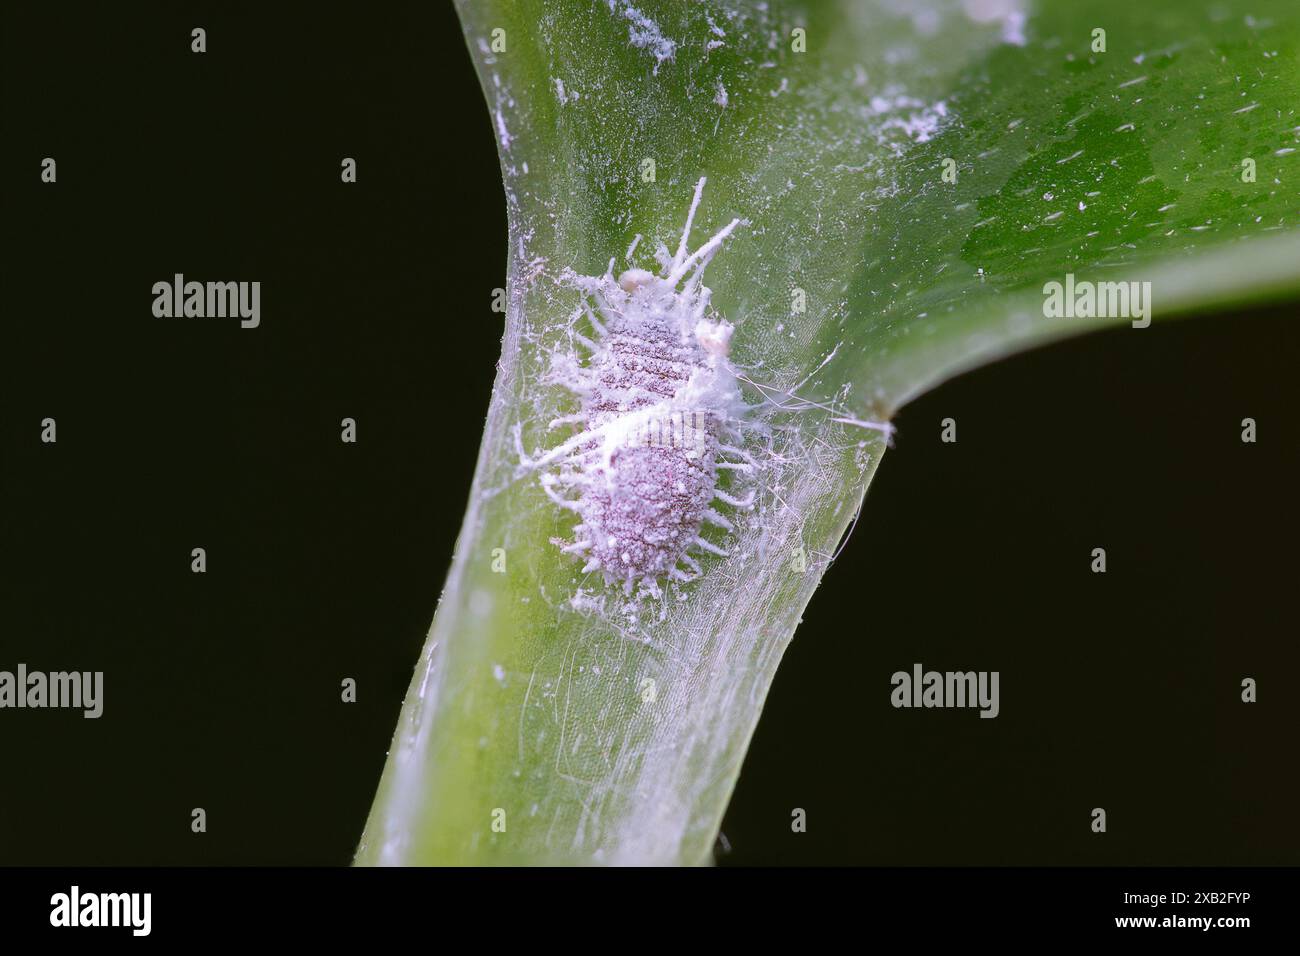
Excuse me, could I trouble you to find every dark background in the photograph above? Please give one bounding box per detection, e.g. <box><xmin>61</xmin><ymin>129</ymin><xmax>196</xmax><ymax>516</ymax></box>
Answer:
<box><xmin>1</xmin><ymin>4</ymin><xmax>1295</xmax><ymax>866</ymax></box>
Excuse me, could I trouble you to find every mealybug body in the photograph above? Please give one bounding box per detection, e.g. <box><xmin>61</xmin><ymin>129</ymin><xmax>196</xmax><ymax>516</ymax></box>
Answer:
<box><xmin>519</xmin><ymin>178</ymin><xmax>757</xmax><ymax>594</ymax></box>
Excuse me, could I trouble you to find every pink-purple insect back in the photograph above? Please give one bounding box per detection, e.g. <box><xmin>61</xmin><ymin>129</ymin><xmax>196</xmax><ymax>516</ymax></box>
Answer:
<box><xmin>517</xmin><ymin>177</ymin><xmax>759</xmax><ymax>596</ymax></box>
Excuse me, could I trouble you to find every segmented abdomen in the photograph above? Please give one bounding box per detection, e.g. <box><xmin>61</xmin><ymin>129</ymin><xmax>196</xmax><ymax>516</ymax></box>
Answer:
<box><xmin>588</xmin><ymin>315</ymin><xmax>700</xmax><ymax>417</ymax></box>
<box><xmin>577</xmin><ymin>320</ymin><xmax>719</xmax><ymax>581</ymax></box>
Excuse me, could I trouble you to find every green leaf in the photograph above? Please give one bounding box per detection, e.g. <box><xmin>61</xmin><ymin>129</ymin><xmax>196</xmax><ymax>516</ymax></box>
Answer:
<box><xmin>356</xmin><ymin>0</ymin><xmax>1300</xmax><ymax>865</ymax></box>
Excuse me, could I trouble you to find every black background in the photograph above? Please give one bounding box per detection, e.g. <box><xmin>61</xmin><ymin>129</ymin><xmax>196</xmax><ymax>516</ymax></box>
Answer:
<box><xmin>2</xmin><ymin>3</ymin><xmax>1295</xmax><ymax>867</ymax></box>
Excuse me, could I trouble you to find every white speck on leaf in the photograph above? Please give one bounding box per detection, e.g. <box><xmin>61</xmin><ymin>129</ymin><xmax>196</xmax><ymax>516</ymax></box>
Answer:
<box><xmin>610</xmin><ymin>1</ymin><xmax>677</xmax><ymax>74</ymax></box>
<box><xmin>494</xmin><ymin>109</ymin><xmax>512</xmax><ymax>150</ymax></box>
<box><xmin>961</xmin><ymin>0</ymin><xmax>1028</xmax><ymax>46</ymax></box>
